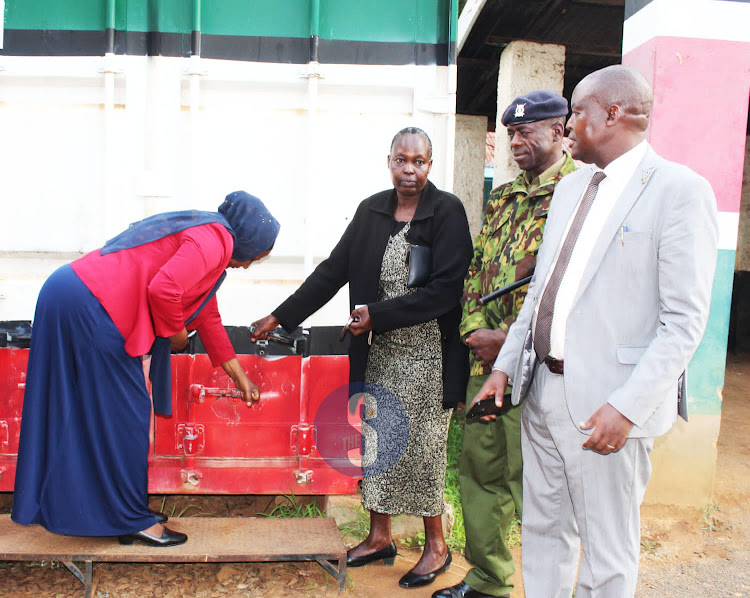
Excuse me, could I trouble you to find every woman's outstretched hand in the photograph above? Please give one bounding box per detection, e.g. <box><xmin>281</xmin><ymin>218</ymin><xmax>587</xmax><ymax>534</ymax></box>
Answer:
<box><xmin>347</xmin><ymin>305</ymin><xmax>373</xmax><ymax>336</ymax></box>
<box><xmin>236</xmin><ymin>373</ymin><xmax>261</xmax><ymax>405</ymax></box>
<box><xmin>221</xmin><ymin>358</ymin><xmax>261</xmax><ymax>405</ymax></box>
<box><xmin>250</xmin><ymin>315</ymin><xmax>280</xmax><ymax>341</ymax></box>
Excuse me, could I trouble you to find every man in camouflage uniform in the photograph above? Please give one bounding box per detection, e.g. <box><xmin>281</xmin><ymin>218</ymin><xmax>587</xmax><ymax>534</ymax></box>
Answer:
<box><xmin>433</xmin><ymin>91</ymin><xmax>576</xmax><ymax>598</ymax></box>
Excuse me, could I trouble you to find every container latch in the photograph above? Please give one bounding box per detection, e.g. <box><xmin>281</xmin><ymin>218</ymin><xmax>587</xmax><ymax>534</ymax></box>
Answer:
<box><xmin>176</xmin><ymin>424</ymin><xmax>205</xmax><ymax>456</ymax></box>
<box><xmin>189</xmin><ymin>384</ymin><xmax>244</xmax><ymax>404</ymax></box>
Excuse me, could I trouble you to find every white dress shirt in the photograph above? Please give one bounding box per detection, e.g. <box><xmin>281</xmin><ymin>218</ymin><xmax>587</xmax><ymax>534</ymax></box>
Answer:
<box><xmin>532</xmin><ymin>140</ymin><xmax>649</xmax><ymax>359</ymax></box>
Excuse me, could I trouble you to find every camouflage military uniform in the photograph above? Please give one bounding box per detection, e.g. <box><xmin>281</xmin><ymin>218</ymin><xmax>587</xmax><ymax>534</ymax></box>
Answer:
<box><xmin>458</xmin><ymin>152</ymin><xmax>577</xmax><ymax>597</ymax></box>
<box><xmin>461</xmin><ymin>151</ymin><xmax>578</xmax><ymax>376</ymax></box>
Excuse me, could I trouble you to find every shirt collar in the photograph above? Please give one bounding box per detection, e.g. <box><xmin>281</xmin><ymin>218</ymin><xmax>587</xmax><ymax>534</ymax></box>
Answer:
<box><xmin>600</xmin><ymin>140</ymin><xmax>649</xmax><ymax>184</ymax></box>
<box><xmin>369</xmin><ymin>179</ymin><xmax>438</xmax><ymax>221</ymax></box>
<box><xmin>523</xmin><ymin>152</ymin><xmax>568</xmax><ymax>192</ymax></box>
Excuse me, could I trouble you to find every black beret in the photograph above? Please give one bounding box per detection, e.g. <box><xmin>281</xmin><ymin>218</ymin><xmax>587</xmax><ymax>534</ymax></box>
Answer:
<box><xmin>501</xmin><ymin>90</ymin><xmax>569</xmax><ymax>127</ymax></box>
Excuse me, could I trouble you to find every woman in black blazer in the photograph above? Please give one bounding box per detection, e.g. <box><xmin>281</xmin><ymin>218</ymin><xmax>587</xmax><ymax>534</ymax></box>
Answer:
<box><xmin>253</xmin><ymin>128</ymin><xmax>472</xmax><ymax>589</ymax></box>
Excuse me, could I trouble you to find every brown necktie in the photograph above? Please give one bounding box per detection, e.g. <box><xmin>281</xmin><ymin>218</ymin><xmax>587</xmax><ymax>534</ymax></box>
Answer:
<box><xmin>535</xmin><ymin>171</ymin><xmax>606</xmax><ymax>362</ymax></box>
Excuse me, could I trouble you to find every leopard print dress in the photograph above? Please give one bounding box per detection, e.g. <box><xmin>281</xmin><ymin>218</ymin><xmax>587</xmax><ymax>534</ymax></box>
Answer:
<box><xmin>360</xmin><ymin>222</ymin><xmax>452</xmax><ymax>517</ymax></box>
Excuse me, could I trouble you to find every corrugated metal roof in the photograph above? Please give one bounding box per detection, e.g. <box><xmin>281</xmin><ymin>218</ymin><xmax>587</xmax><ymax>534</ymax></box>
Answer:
<box><xmin>458</xmin><ymin>0</ymin><xmax>625</xmax><ymax>129</ymax></box>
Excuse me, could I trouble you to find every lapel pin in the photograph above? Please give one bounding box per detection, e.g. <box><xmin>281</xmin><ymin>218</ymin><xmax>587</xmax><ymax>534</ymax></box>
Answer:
<box><xmin>641</xmin><ymin>169</ymin><xmax>654</xmax><ymax>185</ymax></box>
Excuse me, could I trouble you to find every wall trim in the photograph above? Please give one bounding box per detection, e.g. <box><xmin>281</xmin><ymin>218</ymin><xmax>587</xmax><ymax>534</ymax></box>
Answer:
<box><xmin>623</xmin><ymin>0</ymin><xmax>750</xmax><ymax>54</ymax></box>
<box><xmin>0</xmin><ymin>29</ymin><xmax>452</xmax><ymax>66</ymax></box>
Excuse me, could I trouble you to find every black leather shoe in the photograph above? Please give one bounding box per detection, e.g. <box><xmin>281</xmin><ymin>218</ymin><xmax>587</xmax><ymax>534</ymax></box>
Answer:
<box><xmin>431</xmin><ymin>581</ymin><xmax>507</xmax><ymax>598</ymax></box>
<box><xmin>118</xmin><ymin>526</ymin><xmax>187</xmax><ymax>547</ymax></box>
<box><xmin>346</xmin><ymin>541</ymin><xmax>397</xmax><ymax>567</ymax></box>
<box><xmin>151</xmin><ymin>510</ymin><xmax>168</xmax><ymax>524</ymax></box>
<box><xmin>399</xmin><ymin>550</ymin><xmax>452</xmax><ymax>588</ymax></box>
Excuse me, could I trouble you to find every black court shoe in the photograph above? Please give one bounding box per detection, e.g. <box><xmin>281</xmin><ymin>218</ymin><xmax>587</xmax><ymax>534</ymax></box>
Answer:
<box><xmin>432</xmin><ymin>581</ymin><xmax>502</xmax><ymax>598</ymax></box>
<box><xmin>346</xmin><ymin>541</ymin><xmax>398</xmax><ymax>567</ymax></box>
<box><xmin>118</xmin><ymin>526</ymin><xmax>187</xmax><ymax>547</ymax></box>
<box><xmin>151</xmin><ymin>510</ymin><xmax>168</xmax><ymax>524</ymax></box>
<box><xmin>399</xmin><ymin>549</ymin><xmax>452</xmax><ymax>588</ymax></box>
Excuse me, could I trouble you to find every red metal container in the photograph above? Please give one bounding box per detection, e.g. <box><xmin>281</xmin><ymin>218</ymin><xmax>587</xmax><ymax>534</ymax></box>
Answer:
<box><xmin>0</xmin><ymin>328</ymin><xmax>361</xmax><ymax>495</ymax></box>
<box><xmin>0</xmin><ymin>346</ymin><xmax>27</xmax><ymax>492</ymax></box>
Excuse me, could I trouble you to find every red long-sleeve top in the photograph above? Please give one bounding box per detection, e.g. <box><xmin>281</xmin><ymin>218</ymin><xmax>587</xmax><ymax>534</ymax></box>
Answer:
<box><xmin>72</xmin><ymin>223</ymin><xmax>236</xmax><ymax>366</ymax></box>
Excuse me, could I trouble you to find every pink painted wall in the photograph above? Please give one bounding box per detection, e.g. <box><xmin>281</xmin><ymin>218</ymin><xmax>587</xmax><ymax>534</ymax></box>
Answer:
<box><xmin>624</xmin><ymin>37</ymin><xmax>750</xmax><ymax>213</ymax></box>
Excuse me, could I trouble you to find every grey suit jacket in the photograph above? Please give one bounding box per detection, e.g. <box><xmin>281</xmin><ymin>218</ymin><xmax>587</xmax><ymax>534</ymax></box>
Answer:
<box><xmin>494</xmin><ymin>145</ymin><xmax>718</xmax><ymax>438</ymax></box>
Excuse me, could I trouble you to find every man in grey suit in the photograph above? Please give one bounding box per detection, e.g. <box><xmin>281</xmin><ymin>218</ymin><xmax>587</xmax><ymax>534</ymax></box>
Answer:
<box><xmin>471</xmin><ymin>65</ymin><xmax>718</xmax><ymax>597</ymax></box>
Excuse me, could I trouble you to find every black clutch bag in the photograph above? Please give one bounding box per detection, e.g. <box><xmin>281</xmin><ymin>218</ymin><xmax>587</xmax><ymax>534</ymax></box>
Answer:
<box><xmin>406</xmin><ymin>244</ymin><xmax>432</xmax><ymax>288</ymax></box>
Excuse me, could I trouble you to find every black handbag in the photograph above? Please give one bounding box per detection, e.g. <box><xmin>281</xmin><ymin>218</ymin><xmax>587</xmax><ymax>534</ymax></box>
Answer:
<box><xmin>406</xmin><ymin>244</ymin><xmax>432</xmax><ymax>288</ymax></box>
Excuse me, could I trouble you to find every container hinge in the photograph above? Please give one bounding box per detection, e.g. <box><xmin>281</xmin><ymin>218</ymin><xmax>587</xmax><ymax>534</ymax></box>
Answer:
<box><xmin>180</xmin><ymin>469</ymin><xmax>203</xmax><ymax>486</ymax></box>
<box><xmin>290</xmin><ymin>423</ymin><xmax>317</xmax><ymax>456</ymax></box>
<box><xmin>176</xmin><ymin>424</ymin><xmax>205</xmax><ymax>456</ymax></box>
<box><xmin>0</xmin><ymin>421</ymin><xmax>8</xmax><ymax>449</ymax></box>
<box><xmin>291</xmin><ymin>424</ymin><xmax>316</xmax><ymax>485</ymax></box>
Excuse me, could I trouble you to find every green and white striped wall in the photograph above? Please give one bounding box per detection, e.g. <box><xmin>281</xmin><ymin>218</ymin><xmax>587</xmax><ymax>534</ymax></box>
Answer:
<box><xmin>0</xmin><ymin>1</ymin><xmax>459</xmax><ymax>328</ymax></box>
<box><xmin>1</xmin><ymin>0</ymin><xmax>456</xmax><ymax>65</ymax></box>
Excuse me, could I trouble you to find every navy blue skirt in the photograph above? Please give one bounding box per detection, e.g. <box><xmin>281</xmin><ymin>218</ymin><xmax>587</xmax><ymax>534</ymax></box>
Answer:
<box><xmin>11</xmin><ymin>265</ymin><xmax>157</xmax><ymax>536</ymax></box>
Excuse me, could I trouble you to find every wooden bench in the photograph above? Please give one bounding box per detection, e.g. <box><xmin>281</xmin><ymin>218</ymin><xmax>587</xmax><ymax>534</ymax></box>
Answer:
<box><xmin>0</xmin><ymin>515</ymin><xmax>347</xmax><ymax>596</ymax></box>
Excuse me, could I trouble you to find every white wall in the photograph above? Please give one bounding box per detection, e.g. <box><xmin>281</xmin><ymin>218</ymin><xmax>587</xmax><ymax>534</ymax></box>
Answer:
<box><xmin>0</xmin><ymin>55</ymin><xmax>457</xmax><ymax>327</ymax></box>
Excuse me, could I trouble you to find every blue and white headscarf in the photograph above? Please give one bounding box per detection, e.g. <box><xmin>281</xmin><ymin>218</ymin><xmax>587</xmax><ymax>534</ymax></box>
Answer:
<box><xmin>101</xmin><ymin>191</ymin><xmax>280</xmax><ymax>262</ymax></box>
<box><xmin>218</xmin><ymin>191</ymin><xmax>280</xmax><ymax>261</ymax></box>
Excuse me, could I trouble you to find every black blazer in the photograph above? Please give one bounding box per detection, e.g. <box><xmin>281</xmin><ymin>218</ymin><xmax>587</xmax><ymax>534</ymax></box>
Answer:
<box><xmin>273</xmin><ymin>180</ymin><xmax>473</xmax><ymax>407</ymax></box>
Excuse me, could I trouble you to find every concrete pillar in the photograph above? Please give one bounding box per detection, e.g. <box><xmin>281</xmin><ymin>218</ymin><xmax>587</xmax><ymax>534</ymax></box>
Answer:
<box><xmin>739</xmin><ymin>138</ymin><xmax>750</xmax><ymax>272</ymax></box>
<box><xmin>454</xmin><ymin>114</ymin><xmax>488</xmax><ymax>239</ymax></box>
<box><xmin>731</xmin><ymin>139</ymin><xmax>750</xmax><ymax>353</ymax></box>
<box><xmin>492</xmin><ymin>41</ymin><xmax>565</xmax><ymax>189</ymax></box>
<box><xmin>623</xmin><ymin>0</ymin><xmax>750</xmax><ymax>506</ymax></box>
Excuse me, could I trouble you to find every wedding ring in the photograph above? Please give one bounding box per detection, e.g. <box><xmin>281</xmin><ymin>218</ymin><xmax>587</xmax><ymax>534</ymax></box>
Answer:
<box><xmin>606</xmin><ymin>444</ymin><xmax>616</xmax><ymax>450</ymax></box>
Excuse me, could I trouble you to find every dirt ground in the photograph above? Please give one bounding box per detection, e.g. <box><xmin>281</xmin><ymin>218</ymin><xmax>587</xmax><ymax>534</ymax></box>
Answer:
<box><xmin>1</xmin><ymin>353</ymin><xmax>748</xmax><ymax>598</ymax></box>
<box><xmin>635</xmin><ymin>353</ymin><xmax>750</xmax><ymax>597</ymax></box>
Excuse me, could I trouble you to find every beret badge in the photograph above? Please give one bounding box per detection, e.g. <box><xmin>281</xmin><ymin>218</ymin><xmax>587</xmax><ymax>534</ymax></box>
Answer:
<box><xmin>501</xmin><ymin>90</ymin><xmax>568</xmax><ymax>127</ymax></box>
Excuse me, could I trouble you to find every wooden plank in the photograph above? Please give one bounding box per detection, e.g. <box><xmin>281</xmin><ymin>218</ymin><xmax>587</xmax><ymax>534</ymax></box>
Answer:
<box><xmin>484</xmin><ymin>35</ymin><xmax>621</xmax><ymax>57</ymax></box>
<box><xmin>0</xmin><ymin>515</ymin><xmax>346</xmax><ymax>563</ymax></box>
<box><xmin>572</xmin><ymin>0</ymin><xmax>624</xmax><ymax>6</ymax></box>
<box><xmin>457</xmin><ymin>0</ymin><xmax>489</xmax><ymax>55</ymax></box>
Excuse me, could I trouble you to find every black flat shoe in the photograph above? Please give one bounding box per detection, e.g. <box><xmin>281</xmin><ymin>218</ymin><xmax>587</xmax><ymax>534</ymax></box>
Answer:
<box><xmin>151</xmin><ymin>510</ymin><xmax>168</xmax><ymax>524</ymax></box>
<box><xmin>118</xmin><ymin>526</ymin><xmax>187</xmax><ymax>547</ymax></box>
<box><xmin>346</xmin><ymin>541</ymin><xmax>397</xmax><ymax>567</ymax></box>
<box><xmin>432</xmin><ymin>580</ymin><xmax>502</xmax><ymax>598</ymax></box>
<box><xmin>399</xmin><ymin>550</ymin><xmax>452</xmax><ymax>588</ymax></box>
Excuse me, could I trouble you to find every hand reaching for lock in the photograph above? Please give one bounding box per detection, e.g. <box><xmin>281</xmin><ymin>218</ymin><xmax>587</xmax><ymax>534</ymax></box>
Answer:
<box><xmin>236</xmin><ymin>375</ymin><xmax>261</xmax><ymax>404</ymax></box>
<box><xmin>220</xmin><ymin>357</ymin><xmax>261</xmax><ymax>405</ymax></box>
